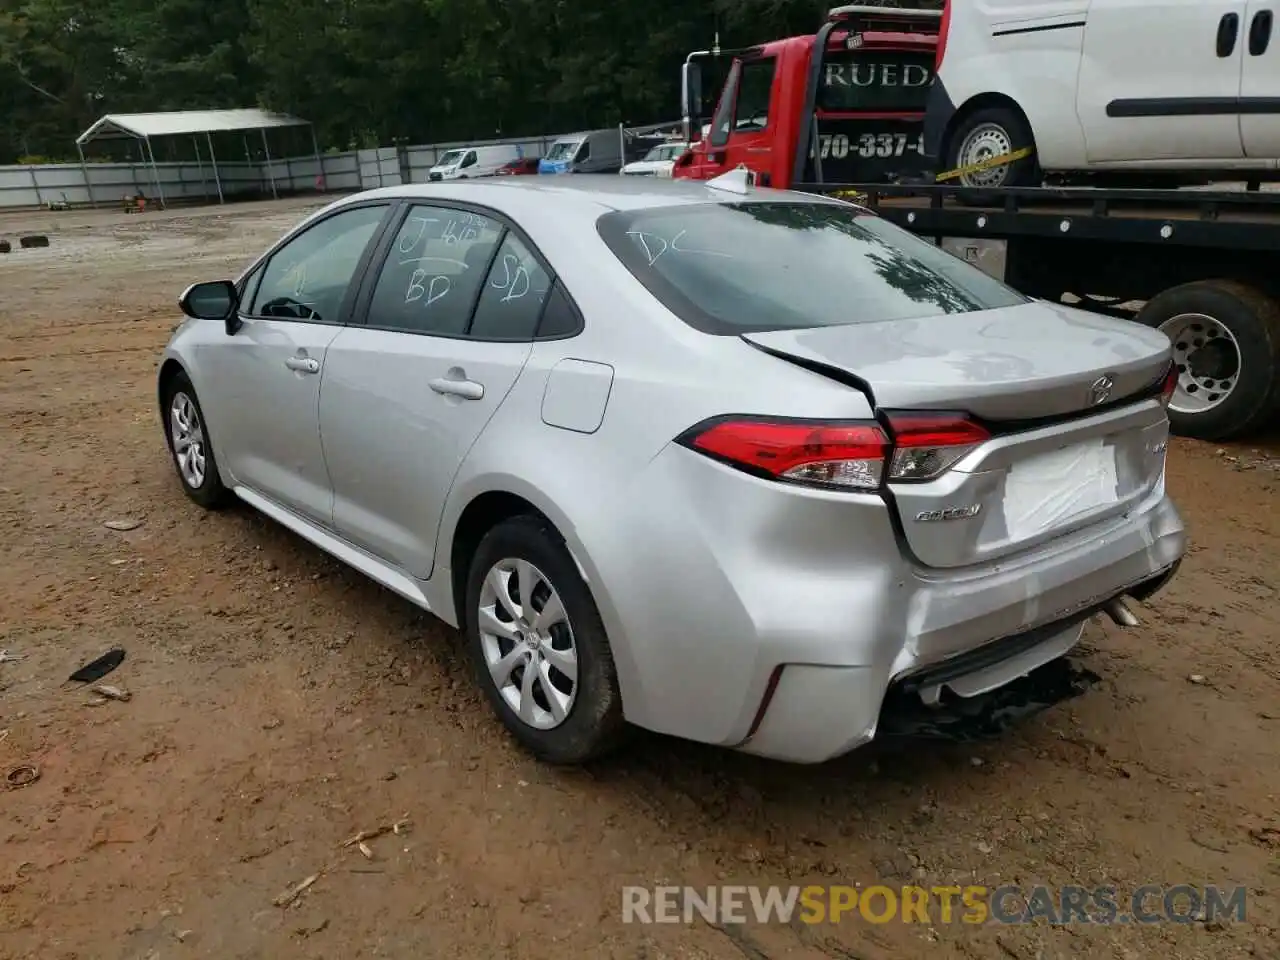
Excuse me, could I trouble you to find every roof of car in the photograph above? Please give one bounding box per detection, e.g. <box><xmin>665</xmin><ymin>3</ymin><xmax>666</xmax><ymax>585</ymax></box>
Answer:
<box><xmin>352</xmin><ymin>174</ymin><xmax>850</xmax><ymax>215</ymax></box>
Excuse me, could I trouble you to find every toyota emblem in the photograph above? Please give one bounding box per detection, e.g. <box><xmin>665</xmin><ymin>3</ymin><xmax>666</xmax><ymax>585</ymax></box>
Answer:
<box><xmin>1089</xmin><ymin>374</ymin><xmax>1115</xmax><ymax>406</ymax></box>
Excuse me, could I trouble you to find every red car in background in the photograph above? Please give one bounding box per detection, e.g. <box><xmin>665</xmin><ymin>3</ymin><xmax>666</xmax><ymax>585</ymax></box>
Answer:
<box><xmin>494</xmin><ymin>157</ymin><xmax>541</xmax><ymax>176</ymax></box>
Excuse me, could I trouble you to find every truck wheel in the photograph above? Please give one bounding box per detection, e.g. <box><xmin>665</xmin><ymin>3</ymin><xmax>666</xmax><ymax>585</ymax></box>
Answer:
<box><xmin>1135</xmin><ymin>280</ymin><xmax>1280</xmax><ymax>441</ymax></box>
<box><xmin>944</xmin><ymin>106</ymin><xmax>1040</xmax><ymax>192</ymax></box>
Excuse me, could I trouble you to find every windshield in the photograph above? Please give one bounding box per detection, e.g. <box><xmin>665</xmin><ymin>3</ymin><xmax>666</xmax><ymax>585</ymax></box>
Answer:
<box><xmin>596</xmin><ymin>202</ymin><xmax>1027</xmax><ymax>335</ymax></box>
<box><xmin>545</xmin><ymin>140</ymin><xmax>580</xmax><ymax>161</ymax></box>
<box><xmin>436</xmin><ymin>149</ymin><xmax>466</xmax><ymax>167</ymax></box>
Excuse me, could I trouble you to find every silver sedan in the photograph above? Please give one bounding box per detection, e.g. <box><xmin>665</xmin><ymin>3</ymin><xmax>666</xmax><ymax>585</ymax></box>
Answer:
<box><xmin>157</xmin><ymin>175</ymin><xmax>1186</xmax><ymax>764</ymax></box>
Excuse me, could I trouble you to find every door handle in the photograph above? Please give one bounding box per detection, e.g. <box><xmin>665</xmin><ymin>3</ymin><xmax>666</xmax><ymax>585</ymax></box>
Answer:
<box><xmin>284</xmin><ymin>355</ymin><xmax>320</xmax><ymax>374</ymax></box>
<box><xmin>1250</xmin><ymin>9</ymin><xmax>1273</xmax><ymax>55</ymax></box>
<box><xmin>1218</xmin><ymin>12</ymin><xmax>1240</xmax><ymax>57</ymax></box>
<box><xmin>429</xmin><ymin>376</ymin><xmax>484</xmax><ymax>400</ymax></box>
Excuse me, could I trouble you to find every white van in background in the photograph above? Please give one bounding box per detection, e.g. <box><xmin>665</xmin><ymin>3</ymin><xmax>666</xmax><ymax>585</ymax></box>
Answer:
<box><xmin>924</xmin><ymin>0</ymin><xmax>1280</xmax><ymax>188</ymax></box>
<box><xmin>428</xmin><ymin>144</ymin><xmax>525</xmax><ymax>181</ymax></box>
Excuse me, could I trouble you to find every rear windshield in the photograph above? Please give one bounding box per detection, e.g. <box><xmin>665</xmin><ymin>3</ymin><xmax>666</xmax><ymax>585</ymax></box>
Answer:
<box><xmin>819</xmin><ymin>49</ymin><xmax>936</xmax><ymax>113</ymax></box>
<box><xmin>596</xmin><ymin>201</ymin><xmax>1027</xmax><ymax>335</ymax></box>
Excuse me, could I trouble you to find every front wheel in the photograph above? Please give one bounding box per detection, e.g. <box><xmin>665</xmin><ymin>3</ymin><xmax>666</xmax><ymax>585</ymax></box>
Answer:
<box><xmin>463</xmin><ymin>516</ymin><xmax>626</xmax><ymax>764</ymax></box>
<box><xmin>162</xmin><ymin>371</ymin><xmax>231</xmax><ymax>509</ymax></box>
<box><xmin>1135</xmin><ymin>280</ymin><xmax>1280</xmax><ymax>441</ymax></box>
<box><xmin>943</xmin><ymin>106</ymin><xmax>1040</xmax><ymax>191</ymax></box>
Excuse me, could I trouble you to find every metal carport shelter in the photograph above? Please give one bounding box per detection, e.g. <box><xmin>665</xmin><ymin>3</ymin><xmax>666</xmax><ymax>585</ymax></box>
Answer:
<box><xmin>75</xmin><ymin>108</ymin><xmax>318</xmax><ymax>207</ymax></box>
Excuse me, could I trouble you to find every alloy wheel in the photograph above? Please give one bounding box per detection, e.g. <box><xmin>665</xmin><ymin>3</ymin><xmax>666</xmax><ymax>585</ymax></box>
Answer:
<box><xmin>477</xmin><ymin>558</ymin><xmax>579</xmax><ymax>730</ymax></box>
<box><xmin>169</xmin><ymin>391</ymin><xmax>207</xmax><ymax>488</ymax></box>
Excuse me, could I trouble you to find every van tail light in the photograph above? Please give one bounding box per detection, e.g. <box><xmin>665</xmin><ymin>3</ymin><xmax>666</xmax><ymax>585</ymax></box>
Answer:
<box><xmin>677</xmin><ymin>412</ymin><xmax>988</xmax><ymax>491</ymax></box>
<box><xmin>884</xmin><ymin>412</ymin><xmax>989</xmax><ymax>481</ymax></box>
<box><xmin>1159</xmin><ymin>363</ymin><xmax>1178</xmax><ymax>408</ymax></box>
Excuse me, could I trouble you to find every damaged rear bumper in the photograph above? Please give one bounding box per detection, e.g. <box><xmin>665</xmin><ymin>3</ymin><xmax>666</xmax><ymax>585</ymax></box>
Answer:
<box><xmin>878</xmin><ymin>655</ymin><xmax>1100</xmax><ymax>743</ymax></box>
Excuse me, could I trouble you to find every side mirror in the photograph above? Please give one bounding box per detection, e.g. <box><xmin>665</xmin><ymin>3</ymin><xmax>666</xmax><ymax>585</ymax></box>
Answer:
<box><xmin>681</xmin><ymin>61</ymin><xmax>703</xmax><ymax>143</ymax></box>
<box><xmin>179</xmin><ymin>279</ymin><xmax>241</xmax><ymax>335</ymax></box>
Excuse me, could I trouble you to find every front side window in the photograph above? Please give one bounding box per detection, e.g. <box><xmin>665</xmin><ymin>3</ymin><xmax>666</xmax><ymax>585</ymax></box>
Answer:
<box><xmin>365</xmin><ymin>205</ymin><xmax>503</xmax><ymax>336</ymax></box>
<box><xmin>597</xmin><ymin>201</ymin><xmax>1027</xmax><ymax>335</ymax></box>
<box><xmin>575</xmin><ymin>140</ymin><xmax>591</xmax><ymax>162</ymax></box>
<box><xmin>251</xmin><ymin>205</ymin><xmax>387</xmax><ymax>323</ymax></box>
<box><xmin>710</xmin><ymin>58</ymin><xmax>777</xmax><ymax>147</ymax></box>
<box><xmin>733</xmin><ymin>59</ymin><xmax>776</xmax><ymax>132</ymax></box>
<box><xmin>461</xmin><ymin>151</ymin><xmax>478</xmax><ymax>168</ymax></box>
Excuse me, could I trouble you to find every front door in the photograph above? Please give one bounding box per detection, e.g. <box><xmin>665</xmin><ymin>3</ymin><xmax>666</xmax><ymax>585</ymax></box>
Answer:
<box><xmin>1076</xmin><ymin>0</ymin><xmax>1246</xmax><ymax>162</ymax></box>
<box><xmin>195</xmin><ymin>203</ymin><xmax>390</xmax><ymax>525</ymax></box>
<box><xmin>1240</xmin><ymin>0</ymin><xmax>1280</xmax><ymax>157</ymax></box>
<box><xmin>696</xmin><ymin>56</ymin><xmax>780</xmax><ymax>184</ymax></box>
<box><xmin>320</xmin><ymin>205</ymin><xmax>550</xmax><ymax>579</ymax></box>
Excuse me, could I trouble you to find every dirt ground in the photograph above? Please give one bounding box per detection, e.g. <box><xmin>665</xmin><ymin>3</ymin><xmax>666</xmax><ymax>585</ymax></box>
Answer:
<box><xmin>0</xmin><ymin>197</ymin><xmax>1277</xmax><ymax>960</ymax></box>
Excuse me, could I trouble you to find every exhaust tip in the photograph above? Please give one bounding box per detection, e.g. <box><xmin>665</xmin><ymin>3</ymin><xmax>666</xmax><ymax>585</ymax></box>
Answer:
<box><xmin>1103</xmin><ymin>597</ymin><xmax>1141</xmax><ymax>628</ymax></box>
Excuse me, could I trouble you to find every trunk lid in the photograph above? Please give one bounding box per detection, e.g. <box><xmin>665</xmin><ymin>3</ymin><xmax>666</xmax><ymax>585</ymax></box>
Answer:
<box><xmin>742</xmin><ymin>301</ymin><xmax>1174</xmax><ymax>569</ymax></box>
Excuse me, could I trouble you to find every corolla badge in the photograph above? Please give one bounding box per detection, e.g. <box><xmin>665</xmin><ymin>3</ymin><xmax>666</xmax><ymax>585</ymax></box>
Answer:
<box><xmin>915</xmin><ymin>504</ymin><xmax>982</xmax><ymax>522</ymax></box>
<box><xmin>1089</xmin><ymin>374</ymin><xmax>1115</xmax><ymax>406</ymax></box>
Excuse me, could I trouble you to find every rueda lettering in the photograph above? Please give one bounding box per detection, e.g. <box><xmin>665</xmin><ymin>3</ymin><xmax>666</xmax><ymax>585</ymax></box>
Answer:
<box><xmin>824</xmin><ymin>62</ymin><xmax>934</xmax><ymax>88</ymax></box>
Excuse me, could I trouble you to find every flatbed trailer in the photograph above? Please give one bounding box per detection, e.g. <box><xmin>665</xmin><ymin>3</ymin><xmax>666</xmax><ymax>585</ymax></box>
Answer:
<box><xmin>792</xmin><ymin>180</ymin><xmax>1280</xmax><ymax>441</ymax></box>
<box><xmin>675</xmin><ymin>3</ymin><xmax>1280</xmax><ymax>442</ymax></box>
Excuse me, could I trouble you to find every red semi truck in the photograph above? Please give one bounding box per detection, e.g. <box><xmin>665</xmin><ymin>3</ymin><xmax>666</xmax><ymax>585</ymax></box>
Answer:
<box><xmin>673</xmin><ymin>5</ymin><xmax>1280</xmax><ymax>443</ymax></box>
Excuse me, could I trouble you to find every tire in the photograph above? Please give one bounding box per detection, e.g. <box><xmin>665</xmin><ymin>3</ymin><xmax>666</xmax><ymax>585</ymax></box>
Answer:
<box><xmin>943</xmin><ymin>106</ymin><xmax>1041</xmax><ymax>198</ymax></box>
<box><xmin>463</xmin><ymin>516</ymin><xmax>625</xmax><ymax>764</ymax></box>
<box><xmin>161</xmin><ymin>370</ymin><xmax>231</xmax><ymax>509</ymax></box>
<box><xmin>1134</xmin><ymin>279</ymin><xmax>1280</xmax><ymax>441</ymax></box>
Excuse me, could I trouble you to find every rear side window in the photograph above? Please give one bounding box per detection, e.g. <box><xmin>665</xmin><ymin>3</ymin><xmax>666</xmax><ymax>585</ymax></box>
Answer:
<box><xmin>469</xmin><ymin>233</ymin><xmax>552</xmax><ymax>340</ymax></box>
<box><xmin>596</xmin><ymin>201</ymin><xmax>1027</xmax><ymax>335</ymax></box>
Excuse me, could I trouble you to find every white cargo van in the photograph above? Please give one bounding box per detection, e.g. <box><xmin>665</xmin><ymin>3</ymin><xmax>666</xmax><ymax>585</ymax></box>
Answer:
<box><xmin>923</xmin><ymin>0</ymin><xmax>1280</xmax><ymax>188</ymax></box>
<box><xmin>428</xmin><ymin>144</ymin><xmax>525</xmax><ymax>181</ymax></box>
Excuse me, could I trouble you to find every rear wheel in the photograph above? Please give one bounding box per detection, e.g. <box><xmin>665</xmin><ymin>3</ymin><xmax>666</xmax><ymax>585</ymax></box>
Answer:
<box><xmin>943</xmin><ymin>106</ymin><xmax>1040</xmax><ymax>194</ymax></box>
<box><xmin>1134</xmin><ymin>280</ymin><xmax>1280</xmax><ymax>440</ymax></box>
<box><xmin>463</xmin><ymin>516</ymin><xmax>625</xmax><ymax>764</ymax></box>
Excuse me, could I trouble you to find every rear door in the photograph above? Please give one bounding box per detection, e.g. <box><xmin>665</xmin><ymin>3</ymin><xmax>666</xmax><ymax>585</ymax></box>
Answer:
<box><xmin>318</xmin><ymin>204</ymin><xmax>552</xmax><ymax>579</ymax></box>
<box><xmin>1076</xmin><ymin>0</ymin><xmax>1246</xmax><ymax>162</ymax></box>
<box><xmin>1240</xmin><ymin>0</ymin><xmax>1280</xmax><ymax>157</ymax></box>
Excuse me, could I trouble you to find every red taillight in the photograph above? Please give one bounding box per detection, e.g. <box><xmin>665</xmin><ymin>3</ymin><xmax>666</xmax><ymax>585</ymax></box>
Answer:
<box><xmin>681</xmin><ymin>419</ymin><xmax>889</xmax><ymax>491</ymax></box>
<box><xmin>678</xmin><ymin>412</ymin><xmax>989</xmax><ymax>491</ymax></box>
<box><xmin>1159</xmin><ymin>364</ymin><xmax>1178</xmax><ymax>407</ymax></box>
<box><xmin>885</xmin><ymin>412</ymin><xmax>989</xmax><ymax>482</ymax></box>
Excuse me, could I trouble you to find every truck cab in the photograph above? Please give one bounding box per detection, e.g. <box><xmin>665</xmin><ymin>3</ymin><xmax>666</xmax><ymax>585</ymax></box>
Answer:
<box><xmin>674</xmin><ymin>5</ymin><xmax>941</xmax><ymax>190</ymax></box>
